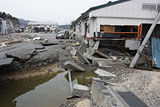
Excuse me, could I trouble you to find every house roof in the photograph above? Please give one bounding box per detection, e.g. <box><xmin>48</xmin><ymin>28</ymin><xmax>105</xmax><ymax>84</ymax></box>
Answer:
<box><xmin>73</xmin><ymin>0</ymin><xmax>130</xmax><ymax>25</ymax></box>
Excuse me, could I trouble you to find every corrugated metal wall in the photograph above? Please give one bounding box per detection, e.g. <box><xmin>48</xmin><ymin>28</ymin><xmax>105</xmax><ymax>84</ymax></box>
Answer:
<box><xmin>152</xmin><ymin>37</ymin><xmax>160</xmax><ymax>68</ymax></box>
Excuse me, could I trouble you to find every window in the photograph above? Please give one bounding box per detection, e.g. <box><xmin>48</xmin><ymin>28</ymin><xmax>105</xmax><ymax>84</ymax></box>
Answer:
<box><xmin>142</xmin><ymin>3</ymin><xmax>160</xmax><ymax>11</ymax></box>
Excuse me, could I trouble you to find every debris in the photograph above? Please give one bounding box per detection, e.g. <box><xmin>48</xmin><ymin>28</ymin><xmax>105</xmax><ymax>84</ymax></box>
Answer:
<box><xmin>73</xmin><ymin>84</ymin><xmax>90</xmax><ymax>98</ymax></box>
<box><xmin>48</xmin><ymin>69</ymin><xmax>53</xmax><ymax>72</ymax></box>
<box><xmin>90</xmin><ymin>41</ymin><xmax>100</xmax><ymax>55</ymax></box>
<box><xmin>78</xmin><ymin>42</ymin><xmax>88</xmax><ymax>54</ymax></box>
<box><xmin>83</xmin><ymin>53</ymin><xmax>111</xmax><ymax>64</ymax></box>
<box><xmin>64</xmin><ymin>61</ymin><xmax>85</xmax><ymax>72</ymax></box>
<box><xmin>76</xmin><ymin>51</ymin><xmax>90</xmax><ymax>64</ymax></box>
<box><xmin>73</xmin><ymin>84</ymin><xmax>90</xmax><ymax>91</ymax></box>
<box><xmin>111</xmin><ymin>56</ymin><xmax>118</xmax><ymax>61</ymax></box>
<box><xmin>74</xmin><ymin>99</ymin><xmax>91</xmax><ymax>107</ymax></box>
<box><xmin>67</xmin><ymin>96</ymin><xmax>81</xmax><ymax>99</ymax></box>
<box><xmin>70</xmin><ymin>49</ymin><xmax>77</xmax><ymax>56</ymax></box>
<box><xmin>94</xmin><ymin>69</ymin><xmax>116</xmax><ymax>77</ymax></box>
<box><xmin>98</xmin><ymin>61</ymin><xmax>112</xmax><ymax>68</ymax></box>
<box><xmin>130</xmin><ymin>12</ymin><xmax>160</xmax><ymax>68</ymax></box>
<box><xmin>96</xmin><ymin>50</ymin><xmax>111</xmax><ymax>59</ymax></box>
<box><xmin>32</xmin><ymin>37</ymin><xmax>41</xmax><ymax>41</ymax></box>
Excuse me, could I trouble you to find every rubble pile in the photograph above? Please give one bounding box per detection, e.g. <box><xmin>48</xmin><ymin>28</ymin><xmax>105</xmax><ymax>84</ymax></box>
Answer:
<box><xmin>60</xmin><ymin>40</ymin><xmax>160</xmax><ymax>107</ymax></box>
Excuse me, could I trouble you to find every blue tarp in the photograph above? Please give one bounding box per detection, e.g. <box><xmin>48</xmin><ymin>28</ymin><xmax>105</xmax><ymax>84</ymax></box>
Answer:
<box><xmin>152</xmin><ymin>37</ymin><xmax>160</xmax><ymax>68</ymax></box>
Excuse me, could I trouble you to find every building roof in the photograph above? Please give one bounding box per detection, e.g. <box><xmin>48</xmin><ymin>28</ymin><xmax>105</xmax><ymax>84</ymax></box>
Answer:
<box><xmin>73</xmin><ymin>0</ymin><xmax>130</xmax><ymax>25</ymax></box>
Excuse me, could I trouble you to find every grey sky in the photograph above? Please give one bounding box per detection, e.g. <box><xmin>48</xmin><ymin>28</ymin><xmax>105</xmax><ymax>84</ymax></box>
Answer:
<box><xmin>0</xmin><ymin>0</ymin><xmax>114</xmax><ymax>25</ymax></box>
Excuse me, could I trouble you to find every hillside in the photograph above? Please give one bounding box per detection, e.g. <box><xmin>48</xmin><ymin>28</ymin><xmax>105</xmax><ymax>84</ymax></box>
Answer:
<box><xmin>0</xmin><ymin>12</ymin><xmax>19</xmax><ymax>25</ymax></box>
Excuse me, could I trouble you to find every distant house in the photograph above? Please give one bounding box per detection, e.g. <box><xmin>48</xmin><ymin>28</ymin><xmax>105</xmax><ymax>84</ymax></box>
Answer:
<box><xmin>72</xmin><ymin>0</ymin><xmax>160</xmax><ymax>50</ymax></box>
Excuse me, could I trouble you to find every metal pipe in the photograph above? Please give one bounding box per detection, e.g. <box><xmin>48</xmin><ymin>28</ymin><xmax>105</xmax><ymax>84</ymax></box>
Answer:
<box><xmin>130</xmin><ymin>11</ymin><xmax>160</xmax><ymax>68</ymax></box>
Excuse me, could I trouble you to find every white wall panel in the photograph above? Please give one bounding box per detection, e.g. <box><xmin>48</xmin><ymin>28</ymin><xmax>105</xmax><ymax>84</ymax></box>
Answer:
<box><xmin>90</xmin><ymin>0</ymin><xmax>160</xmax><ymax>19</ymax></box>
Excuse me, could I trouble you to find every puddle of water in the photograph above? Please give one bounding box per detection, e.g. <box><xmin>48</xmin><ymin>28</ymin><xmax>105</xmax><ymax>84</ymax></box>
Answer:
<box><xmin>14</xmin><ymin>72</ymin><xmax>71</xmax><ymax>107</ymax></box>
<box><xmin>65</xmin><ymin>70</ymin><xmax>98</xmax><ymax>85</ymax></box>
<box><xmin>0</xmin><ymin>70</ymin><xmax>97</xmax><ymax>107</ymax></box>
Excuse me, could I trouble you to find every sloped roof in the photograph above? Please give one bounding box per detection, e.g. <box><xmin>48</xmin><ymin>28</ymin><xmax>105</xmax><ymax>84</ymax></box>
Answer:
<box><xmin>73</xmin><ymin>0</ymin><xmax>130</xmax><ymax>25</ymax></box>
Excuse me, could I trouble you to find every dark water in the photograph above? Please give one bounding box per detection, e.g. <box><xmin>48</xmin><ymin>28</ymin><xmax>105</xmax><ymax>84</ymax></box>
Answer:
<box><xmin>0</xmin><ymin>70</ymin><xmax>97</xmax><ymax>107</ymax></box>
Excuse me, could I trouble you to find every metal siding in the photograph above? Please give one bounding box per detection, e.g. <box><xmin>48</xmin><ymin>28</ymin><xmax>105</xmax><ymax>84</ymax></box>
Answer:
<box><xmin>91</xmin><ymin>0</ymin><xmax>160</xmax><ymax>20</ymax></box>
<box><xmin>152</xmin><ymin>37</ymin><xmax>160</xmax><ymax>68</ymax></box>
<box><xmin>96</xmin><ymin>17</ymin><xmax>160</xmax><ymax>26</ymax></box>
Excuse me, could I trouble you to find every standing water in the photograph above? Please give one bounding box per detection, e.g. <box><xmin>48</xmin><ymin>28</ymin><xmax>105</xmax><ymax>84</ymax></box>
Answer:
<box><xmin>0</xmin><ymin>69</ymin><xmax>97</xmax><ymax>107</ymax></box>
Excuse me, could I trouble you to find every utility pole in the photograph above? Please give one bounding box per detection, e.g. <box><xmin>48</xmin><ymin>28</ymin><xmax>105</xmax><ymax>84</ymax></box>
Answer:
<box><xmin>130</xmin><ymin>11</ymin><xmax>160</xmax><ymax>68</ymax></box>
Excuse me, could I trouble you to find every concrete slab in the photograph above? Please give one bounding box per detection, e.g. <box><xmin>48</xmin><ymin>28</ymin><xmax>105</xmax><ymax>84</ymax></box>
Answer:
<box><xmin>64</xmin><ymin>61</ymin><xmax>85</xmax><ymax>72</ymax></box>
<box><xmin>91</xmin><ymin>78</ymin><xmax>148</xmax><ymax>107</ymax></box>
<box><xmin>76</xmin><ymin>51</ymin><xmax>90</xmax><ymax>64</ymax></box>
<box><xmin>89</xmin><ymin>39</ymin><xmax>95</xmax><ymax>47</ymax></box>
<box><xmin>73</xmin><ymin>84</ymin><xmax>90</xmax><ymax>98</ymax></box>
<box><xmin>6</xmin><ymin>49</ymin><xmax>36</xmax><ymax>61</ymax></box>
<box><xmin>0</xmin><ymin>58</ymin><xmax>14</xmax><ymax>65</ymax></box>
<box><xmin>41</xmin><ymin>41</ymin><xmax>59</xmax><ymax>46</ymax></box>
<box><xmin>83</xmin><ymin>53</ymin><xmax>111</xmax><ymax>64</ymax></box>
<box><xmin>90</xmin><ymin>41</ymin><xmax>100</xmax><ymax>55</ymax></box>
<box><xmin>125</xmin><ymin>40</ymin><xmax>140</xmax><ymax>50</ymax></box>
<box><xmin>93</xmin><ymin>41</ymin><xmax>100</xmax><ymax>51</ymax></box>
<box><xmin>95</xmin><ymin>69</ymin><xmax>116</xmax><ymax>77</ymax></box>
<box><xmin>73</xmin><ymin>84</ymin><xmax>90</xmax><ymax>91</ymax></box>
<box><xmin>91</xmin><ymin>78</ymin><xmax>126</xmax><ymax>107</ymax></box>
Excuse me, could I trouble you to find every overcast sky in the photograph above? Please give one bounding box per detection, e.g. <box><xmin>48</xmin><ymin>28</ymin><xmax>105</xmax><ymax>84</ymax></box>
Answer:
<box><xmin>0</xmin><ymin>0</ymin><xmax>115</xmax><ymax>25</ymax></box>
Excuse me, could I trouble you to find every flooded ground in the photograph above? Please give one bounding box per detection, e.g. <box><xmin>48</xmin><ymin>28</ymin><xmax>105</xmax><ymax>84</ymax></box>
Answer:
<box><xmin>0</xmin><ymin>66</ymin><xmax>97</xmax><ymax>107</ymax></box>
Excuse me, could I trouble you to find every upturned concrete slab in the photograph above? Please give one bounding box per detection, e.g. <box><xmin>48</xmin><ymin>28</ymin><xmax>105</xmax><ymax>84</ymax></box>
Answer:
<box><xmin>91</xmin><ymin>78</ymin><xmax>148</xmax><ymax>107</ymax></box>
<box><xmin>91</xmin><ymin>78</ymin><xmax>125</xmax><ymax>107</ymax></box>
<box><xmin>90</xmin><ymin>41</ymin><xmax>100</xmax><ymax>55</ymax></box>
<box><xmin>0</xmin><ymin>58</ymin><xmax>14</xmax><ymax>65</ymax></box>
<box><xmin>6</xmin><ymin>49</ymin><xmax>36</xmax><ymax>61</ymax></box>
<box><xmin>64</xmin><ymin>61</ymin><xmax>85</xmax><ymax>72</ymax></box>
<box><xmin>89</xmin><ymin>39</ymin><xmax>95</xmax><ymax>47</ymax></box>
<box><xmin>76</xmin><ymin>51</ymin><xmax>90</xmax><ymax>64</ymax></box>
<box><xmin>95</xmin><ymin>69</ymin><xmax>116</xmax><ymax>77</ymax></box>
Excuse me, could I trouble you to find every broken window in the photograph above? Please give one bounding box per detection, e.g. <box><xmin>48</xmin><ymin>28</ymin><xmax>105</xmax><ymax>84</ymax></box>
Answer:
<box><xmin>99</xmin><ymin>25</ymin><xmax>140</xmax><ymax>39</ymax></box>
<box><xmin>100</xmin><ymin>25</ymin><xmax>115</xmax><ymax>32</ymax></box>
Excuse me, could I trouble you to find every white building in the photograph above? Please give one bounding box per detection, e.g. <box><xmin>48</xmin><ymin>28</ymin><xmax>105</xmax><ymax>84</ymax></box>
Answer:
<box><xmin>73</xmin><ymin>0</ymin><xmax>160</xmax><ymax>49</ymax></box>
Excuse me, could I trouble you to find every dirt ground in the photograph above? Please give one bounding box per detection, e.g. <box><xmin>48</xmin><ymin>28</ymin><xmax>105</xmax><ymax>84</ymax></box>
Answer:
<box><xmin>0</xmin><ymin>62</ymin><xmax>64</xmax><ymax>81</ymax></box>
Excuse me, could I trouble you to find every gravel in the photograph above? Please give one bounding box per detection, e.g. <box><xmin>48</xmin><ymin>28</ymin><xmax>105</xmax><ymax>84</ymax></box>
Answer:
<box><xmin>99</xmin><ymin>60</ymin><xmax>160</xmax><ymax>107</ymax></box>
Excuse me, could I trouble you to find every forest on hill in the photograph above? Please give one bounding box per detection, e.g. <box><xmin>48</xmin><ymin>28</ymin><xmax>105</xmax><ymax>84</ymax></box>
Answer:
<box><xmin>0</xmin><ymin>12</ymin><xmax>20</xmax><ymax>25</ymax></box>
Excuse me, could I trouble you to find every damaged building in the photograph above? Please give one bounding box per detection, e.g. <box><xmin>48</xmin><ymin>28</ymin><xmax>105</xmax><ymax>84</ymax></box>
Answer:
<box><xmin>27</xmin><ymin>21</ymin><xmax>58</xmax><ymax>33</ymax></box>
<box><xmin>72</xmin><ymin>0</ymin><xmax>160</xmax><ymax>51</ymax></box>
